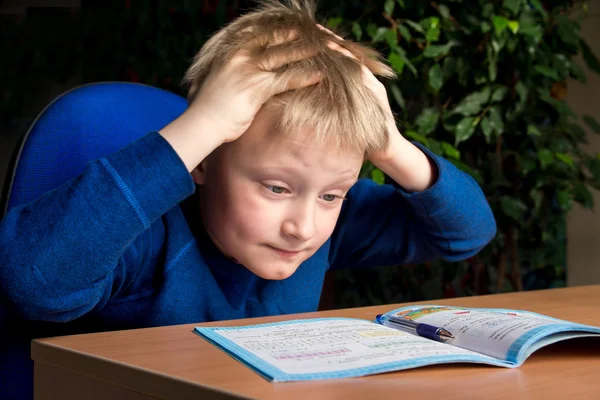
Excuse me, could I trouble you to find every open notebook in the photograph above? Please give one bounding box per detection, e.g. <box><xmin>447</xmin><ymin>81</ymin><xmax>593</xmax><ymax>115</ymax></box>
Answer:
<box><xmin>194</xmin><ymin>305</ymin><xmax>600</xmax><ymax>382</ymax></box>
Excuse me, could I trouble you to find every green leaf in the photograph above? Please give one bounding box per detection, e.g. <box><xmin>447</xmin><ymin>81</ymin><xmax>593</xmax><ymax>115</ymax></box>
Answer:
<box><xmin>492</xmin><ymin>16</ymin><xmax>509</xmax><ymax>34</ymax></box>
<box><xmin>388</xmin><ymin>52</ymin><xmax>405</xmax><ymax>74</ymax></box>
<box><xmin>398</xmin><ymin>24</ymin><xmax>411</xmax><ymax>41</ymax></box>
<box><xmin>540</xmin><ymin>93</ymin><xmax>576</xmax><ymax>117</ymax></box>
<box><xmin>570</xmin><ymin>62</ymin><xmax>586</xmax><ymax>83</ymax></box>
<box><xmin>390</xmin><ymin>84</ymin><xmax>405</xmax><ymax>109</ymax></box>
<box><xmin>515</xmin><ymin>80</ymin><xmax>528</xmax><ymax>106</ymax></box>
<box><xmin>556</xmin><ymin>190</ymin><xmax>572</xmax><ymax>211</ymax></box>
<box><xmin>371</xmin><ymin>27</ymin><xmax>388</xmax><ymax>43</ymax></box>
<box><xmin>427</xmin><ymin>138</ymin><xmax>444</xmax><ymax>156</ymax></box>
<box><xmin>491</xmin><ymin>86</ymin><xmax>508</xmax><ymax>102</ymax></box>
<box><xmin>488</xmin><ymin>106</ymin><xmax>504</xmax><ymax>134</ymax></box>
<box><xmin>565</xmin><ymin>122</ymin><xmax>587</xmax><ymax>142</ymax></box>
<box><xmin>590</xmin><ymin>158</ymin><xmax>600</xmax><ymax>181</ymax></box>
<box><xmin>518</xmin><ymin>14</ymin><xmax>543</xmax><ymax>42</ymax></box>
<box><xmin>534</xmin><ymin>65</ymin><xmax>559</xmax><ymax>80</ymax></box>
<box><xmin>491</xmin><ymin>38</ymin><xmax>504</xmax><ymax>53</ymax></box>
<box><xmin>428</xmin><ymin>64</ymin><xmax>443</xmax><ymax>91</ymax></box>
<box><xmin>422</xmin><ymin>17</ymin><xmax>441</xmax><ymax>42</ymax></box>
<box><xmin>529</xmin><ymin>0</ymin><xmax>548</xmax><ymax>19</ymax></box>
<box><xmin>394</xmin><ymin>47</ymin><xmax>417</xmax><ymax>75</ymax></box>
<box><xmin>503</xmin><ymin>0</ymin><xmax>522</xmax><ymax>15</ymax></box>
<box><xmin>352</xmin><ymin>22</ymin><xmax>363</xmax><ymax>41</ymax></box>
<box><xmin>488</xmin><ymin>55</ymin><xmax>497</xmax><ymax>82</ymax></box>
<box><xmin>555</xmin><ymin>16</ymin><xmax>580</xmax><ymax>48</ymax></box>
<box><xmin>581</xmin><ymin>39</ymin><xmax>600</xmax><ymax>74</ymax></box>
<box><xmin>537</xmin><ymin>148</ymin><xmax>553</xmax><ymax>169</ymax></box>
<box><xmin>482</xmin><ymin>3</ymin><xmax>494</xmax><ymax>18</ymax></box>
<box><xmin>583</xmin><ymin>115</ymin><xmax>600</xmax><ymax>133</ymax></box>
<box><xmin>452</xmin><ymin>87</ymin><xmax>491</xmax><ymax>116</ymax></box>
<box><xmin>507</xmin><ymin>20</ymin><xmax>519</xmax><ymax>34</ymax></box>
<box><xmin>481</xmin><ymin>116</ymin><xmax>493</xmax><ymax>143</ymax></box>
<box><xmin>366</xmin><ymin>23</ymin><xmax>378</xmax><ymax>39</ymax></box>
<box><xmin>396</xmin><ymin>0</ymin><xmax>406</xmax><ymax>9</ymax></box>
<box><xmin>371</xmin><ymin>169</ymin><xmax>386</xmax><ymax>185</ymax></box>
<box><xmin>415</xmin><ymin>107</ymin><xmax>440</xmax><ymax>135</ymax></box>
<box><xmin>500</xmin><ymin>196</ymin><xmax>527</xmax><ymax>224</ymax></box>
<box><xmin>441</xmin><ymin>142</ymin><xmax>460</xmax><ymax>159</ymax></box>
<box><xmin>555</xmin><ymin>152</ymin><xmax>574</xmax><ymax>167</ymax></box>
<box><xmin>438</xmin><ymin>4</ymin><xmax>450</xmax><ymax>19</ymax></box>
<box><xmin>327</xmin><ymin>17</ymin><xmax>343</xmax><ymax>29</ymax></box>
<box><xmin>507</xmin><ymin>36</ymin><xmax>519</xmax><ymax>53</ymax></box>
<box><xmin>574</xmin><ymin>182</ymin><xmax>594</xmax><ymax>209</ymax></box>
<box><xmin>384</xmin><ymin>0</ymin><xmax>395</xmax><ymax>16</ymax></box>
<box><xmin>385</xmin><ymin>29</ymin><xmax>398</xmax><ymax>47</ymax></box>
<box><xmin>530</xmin><ymin>189</ymin><xmax>543</xmax><ymax>214</ymax></box>
<box><xmin>454</xmin><ymin>117</ymin><xmax>479</xmax><ymax>145</ymax></box>
<box><xmin>423</xmin><ymin>42</ymin><xmax>456</xmax><ymax>58</ymax></box>
<box><xmin>521</xmin><ymin>157</ymin><xmax>537</xmax><ymax>175</ymax></box>
<box><xmin>404</xmin><ymin>20</ymin><xmax>425</xmax><ymax>34</ymax></box>
<box><xmin>404</xmin><ymin>130</ymin><xmax>429</xmax><ymax>146</ymax></box>
<box><xmin>527</xmin><ymin>124</ymin><xmax>541</xmax><ymax>137</ymax></box>
<box><xmin>552</xmin><ymin>54</ymin><xmax>570</xmax><ymax>79</ymax></box>
<box><xmin>481</xmin><ymin>21</ymin><xmax>491</xmax><ymax>33</ymax></box>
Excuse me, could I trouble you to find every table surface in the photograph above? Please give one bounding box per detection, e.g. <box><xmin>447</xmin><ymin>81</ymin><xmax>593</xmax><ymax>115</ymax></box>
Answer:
<box><xmin>33</xmin><ymin>285</ymin><xmax>600</xmax><ymax>399</ymax></box>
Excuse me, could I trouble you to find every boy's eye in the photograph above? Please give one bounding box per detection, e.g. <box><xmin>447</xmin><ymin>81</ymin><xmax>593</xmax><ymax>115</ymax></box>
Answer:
<box><xmin>266</xmin><ymin>185</ymin><xmax>288</xmax><ymax>194</ymax></box>
<box><xmin>321</xmin><ymin>194</ymin><xmax>343</xmax><ymax>202</ymax></box>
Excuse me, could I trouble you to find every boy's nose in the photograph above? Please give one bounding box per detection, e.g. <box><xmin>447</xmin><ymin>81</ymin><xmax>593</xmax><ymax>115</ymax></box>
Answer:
<box><xmin>281</xmin><ymin>204</ymin><xmax>316</xmax><ymax>242</ymax></box>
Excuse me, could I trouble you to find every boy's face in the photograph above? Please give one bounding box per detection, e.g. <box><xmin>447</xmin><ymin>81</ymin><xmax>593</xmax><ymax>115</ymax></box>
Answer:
<box><xmin>196</xmin><ymin>107</ymin><xmax>364</xmax><ymax>280</ymax></box>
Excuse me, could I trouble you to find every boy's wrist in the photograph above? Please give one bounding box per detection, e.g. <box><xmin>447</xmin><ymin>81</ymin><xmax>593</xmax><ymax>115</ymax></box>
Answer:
<box><xmin>159</xmin><ymin>109</ymin><xmax>226</xmax><ymax>172</ymax></box>
<box><xmin>371</xmin><ymin>134</ymin><xmax>438</xmax><ymax>193</ymax></box>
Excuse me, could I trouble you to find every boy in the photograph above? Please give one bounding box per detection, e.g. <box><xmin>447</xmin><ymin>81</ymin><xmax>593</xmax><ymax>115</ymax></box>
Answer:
<box><xmin>0</xmin><ymin>0</ymin><xmax>496</xmax><ymax>397</ymax></box>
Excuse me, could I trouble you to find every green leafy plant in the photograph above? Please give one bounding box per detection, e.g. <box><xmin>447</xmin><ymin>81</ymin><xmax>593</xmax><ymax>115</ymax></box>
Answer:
<box><xmin>326</xmin><ymin>0</ymin><xmax>600</xmax><ymax>303</ymax></box>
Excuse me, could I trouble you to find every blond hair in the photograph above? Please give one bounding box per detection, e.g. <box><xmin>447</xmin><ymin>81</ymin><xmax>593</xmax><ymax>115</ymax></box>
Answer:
<box><xmin>183</xmin><ymin>0</ymin><xmax>396</xmax><ymax>154</ymax></box>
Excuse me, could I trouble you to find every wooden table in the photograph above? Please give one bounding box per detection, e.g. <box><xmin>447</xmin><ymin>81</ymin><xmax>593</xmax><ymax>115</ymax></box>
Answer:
<box><xmin>32</xmin><ymin>285</ymin><xmax>600</xmax><ymax>399</ymax></box>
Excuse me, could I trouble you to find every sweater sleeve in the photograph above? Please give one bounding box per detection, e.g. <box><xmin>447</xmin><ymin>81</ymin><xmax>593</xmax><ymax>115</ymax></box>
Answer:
<box><xmin>328</xmin><ymin>145</ymin><xmax>497</xmax><ymax>270</ymax></box>
<box><xmin>0</xmin><ymin>132</ymin><xmax>195</xmax><ymax>322</ymax></box>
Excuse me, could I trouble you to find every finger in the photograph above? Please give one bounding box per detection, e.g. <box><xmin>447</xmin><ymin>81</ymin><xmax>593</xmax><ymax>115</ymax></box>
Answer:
<box><xmin>326</xmin><ymin>40</ymin><xmax>359</xmax><ymax>60</ymax></box>
<box><xmin>316</xmin><ymin>24</ymin><xmax>344</xmax><ymax>41</ymax></box>
<box><xmin>270</xmin><ymin>68</ymin><xmax>324</xmax><ymax>94</ymax></box>
<box><xmin>361</xmin><ymin>64</ymin><xmax>385</xmax><ymax>91</ymax></box>
<box><xmin>256</xmin><ymin>42</ymin><xmax>318</xmax><ymax>71</ymax></box>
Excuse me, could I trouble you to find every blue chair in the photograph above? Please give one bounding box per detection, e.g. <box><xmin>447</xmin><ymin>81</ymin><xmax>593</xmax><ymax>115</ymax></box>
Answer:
<box><xmin>0</xmin><ymin>82</ymin><xmax>188</xmax><ymax>399</ymax></box>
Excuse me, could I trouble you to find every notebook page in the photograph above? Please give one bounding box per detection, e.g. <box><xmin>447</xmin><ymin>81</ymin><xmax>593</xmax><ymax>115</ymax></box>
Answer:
<box><xmin>198</xmin><ymin>318</ymin><xmax>495</xmax><ymax>376</ymax></box>
<box><xmin>384</xmin><ymin>306</ymin><xmax>579</xmax><ymax>361</ymax></box>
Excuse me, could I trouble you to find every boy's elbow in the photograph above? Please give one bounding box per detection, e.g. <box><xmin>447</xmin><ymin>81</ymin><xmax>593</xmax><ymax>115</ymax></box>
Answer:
<box><xmin>0</xmin><ymin>258</ymin><xmax>104</xmax><ymax>323</ymax></box>
<box><xmin>443</xmin><ymin>209</ymin><xmax>497</xmax><ymax>262</ymax></box>
<box><xmin>2</xmin><ymin>279</ymin><xmax>104</xmax><ymax>323</ymax></box>
<box><xmin>473</xmin><ymin>206</ymin><xmax>497</xmax><ymax>249</ymax></box>
<box><xmin>0</xmin><ymin>269</ymin><xmax>63</xmax><ymax>322</ymax></box>
<box><xmin>485</xmin><ymin>213</ymin><xmax>498</xmax><ymax>245</ymax></box>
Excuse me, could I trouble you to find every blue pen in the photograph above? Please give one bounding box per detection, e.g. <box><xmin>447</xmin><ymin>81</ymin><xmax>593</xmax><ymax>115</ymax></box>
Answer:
<box><xmin>376</xmin><ymin>314</ymin><xmax>455</xmax><ymax>343</ymax></box>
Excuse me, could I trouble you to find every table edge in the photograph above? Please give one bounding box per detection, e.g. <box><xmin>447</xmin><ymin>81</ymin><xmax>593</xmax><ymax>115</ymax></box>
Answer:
<box><xmin>31</xmin><ymin>339</ymin><xmax>250</xmax><ymax>399</ymax></box>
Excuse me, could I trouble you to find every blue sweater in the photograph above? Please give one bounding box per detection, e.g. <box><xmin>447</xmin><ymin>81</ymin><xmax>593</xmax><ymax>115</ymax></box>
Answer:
<box><xmin>0</xmin><ymin>132</ymin><xmax>496</xmax><ymax>397</ymax></box>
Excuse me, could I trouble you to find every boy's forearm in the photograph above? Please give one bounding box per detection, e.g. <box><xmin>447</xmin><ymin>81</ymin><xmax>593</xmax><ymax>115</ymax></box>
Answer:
<box><xmin>372</xmin><ymin>132</ymin><xmax>438</xmax><ymax>193</ymax></box>
<box><xmin>0</xmin><ymin>132</ymin><xmax>194</xmax><ymax>321</ymax></box>
<box><xmin>159</xmin><ymin>110</ymin><xmax>225</xmax><ymax>172</ymax></box>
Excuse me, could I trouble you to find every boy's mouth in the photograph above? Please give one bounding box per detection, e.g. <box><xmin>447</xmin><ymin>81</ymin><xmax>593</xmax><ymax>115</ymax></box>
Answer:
<box><xmin>265</xmin><ymin>245</ymin><xmax>303</xmax><ymax>257</ymax></box>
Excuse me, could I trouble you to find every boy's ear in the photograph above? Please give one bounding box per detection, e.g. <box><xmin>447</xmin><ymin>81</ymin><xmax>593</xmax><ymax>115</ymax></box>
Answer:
<box><xmin>190</xmin><ymin>161</ymin><xmax>207</xmax><ymax>185</ymax></box>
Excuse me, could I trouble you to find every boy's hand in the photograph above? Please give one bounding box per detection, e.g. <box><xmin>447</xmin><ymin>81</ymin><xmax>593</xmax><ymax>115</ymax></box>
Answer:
<box><xmin>318</xmin><ymin>25</ymin><xmax>436</xmax><ymax>192</ymax></box>
<box><xmin>160</xmin><ymin>30</ymin><xmax>322</xmax><ymax>171</ymax></box>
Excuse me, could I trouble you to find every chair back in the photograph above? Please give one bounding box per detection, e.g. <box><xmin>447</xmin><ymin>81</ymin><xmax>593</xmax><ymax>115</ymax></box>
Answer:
<box><xmin>2</xmin><ymin>81</ymin><xmax>188</xmax><ymax>214</ymax></box>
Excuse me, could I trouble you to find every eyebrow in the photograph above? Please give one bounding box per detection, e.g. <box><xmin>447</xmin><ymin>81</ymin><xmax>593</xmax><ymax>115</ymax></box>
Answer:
<box><xmin>248</xmin><ymin>166</ymin><xmax>359</xmax><ymax>187</ymax></box>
